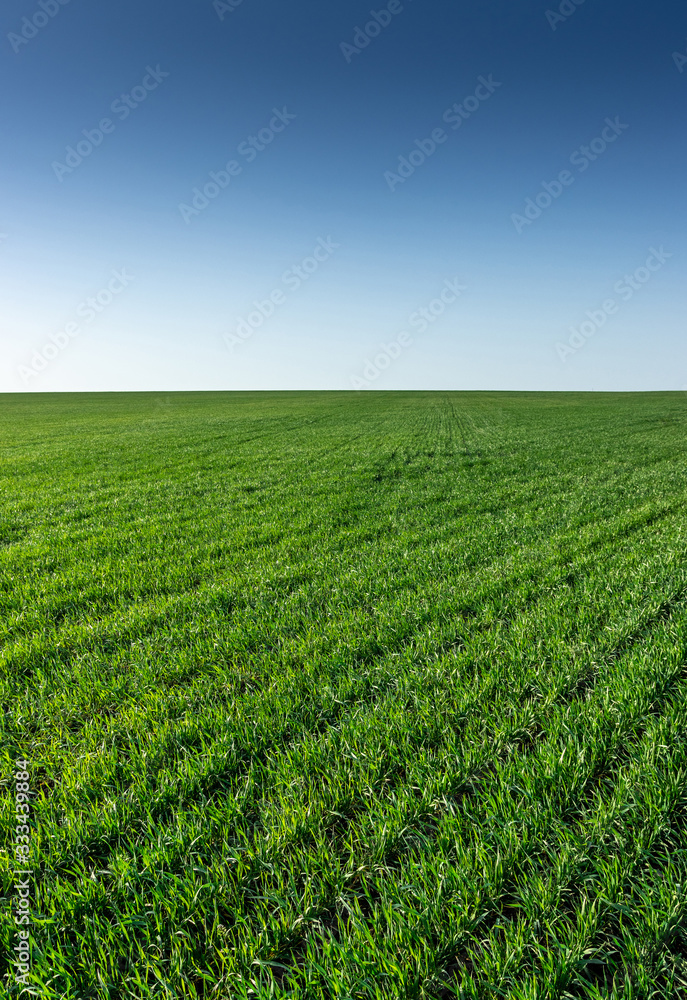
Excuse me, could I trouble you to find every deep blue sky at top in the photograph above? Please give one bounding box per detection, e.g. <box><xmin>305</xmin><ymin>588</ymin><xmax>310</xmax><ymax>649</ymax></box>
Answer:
<box><xmin>1</xmin><ymin>0</ymin><xmax>685</xmax><ymax>391</ymax></box>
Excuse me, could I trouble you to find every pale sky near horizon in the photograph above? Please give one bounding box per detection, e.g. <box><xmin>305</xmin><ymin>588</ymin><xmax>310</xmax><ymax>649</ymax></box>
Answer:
<box><xmin>1</xmin><ymin>0</ymin><xmax>685</xmax><ymax>393</ymax></box>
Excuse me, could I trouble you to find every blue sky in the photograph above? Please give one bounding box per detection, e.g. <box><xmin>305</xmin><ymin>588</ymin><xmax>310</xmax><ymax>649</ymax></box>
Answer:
<box><xmin>1</xmin><ymin>0</ymin><xmax>685</xmax><ymax>391</ymax></box>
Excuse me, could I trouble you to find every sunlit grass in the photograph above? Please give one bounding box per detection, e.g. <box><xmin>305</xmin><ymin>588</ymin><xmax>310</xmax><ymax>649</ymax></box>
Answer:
<box><xmin>2</xmin><ymin>390</ymin><xmax>687</xmax><ymax>998</ymax></box>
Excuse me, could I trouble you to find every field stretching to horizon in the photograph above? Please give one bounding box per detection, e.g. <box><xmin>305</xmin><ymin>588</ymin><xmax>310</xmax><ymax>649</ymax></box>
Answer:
<box><xmin>2</xmin><ymin>390</ymin><xmax>687</xmax><ymax>999</ymax></box>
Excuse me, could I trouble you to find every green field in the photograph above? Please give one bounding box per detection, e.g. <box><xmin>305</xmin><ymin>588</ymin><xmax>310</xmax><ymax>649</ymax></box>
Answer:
<box><xmin>3</xmin><ymin>390</ymin><xmax>687</xmax><ymax>999</ymax></box>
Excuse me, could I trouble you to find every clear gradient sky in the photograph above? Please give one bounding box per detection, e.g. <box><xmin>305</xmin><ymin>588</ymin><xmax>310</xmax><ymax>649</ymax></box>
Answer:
<box><xmin>1</xmin><ymin>0</ymin><xmax>685</xmax><ymax>392</ymax></box>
